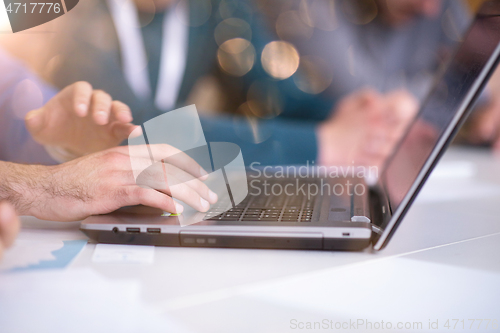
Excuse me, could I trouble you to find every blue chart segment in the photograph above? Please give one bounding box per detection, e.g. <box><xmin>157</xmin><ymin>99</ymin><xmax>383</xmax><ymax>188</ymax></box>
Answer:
<box><xmin>2</xmin><ymin>0</ymin><xmax>79</xmax><ymax>32</ymax></box>
<box><xmin>9</xmin><ymin>240</ymin><xmax>87</xmax><ymax>272</ymax></box>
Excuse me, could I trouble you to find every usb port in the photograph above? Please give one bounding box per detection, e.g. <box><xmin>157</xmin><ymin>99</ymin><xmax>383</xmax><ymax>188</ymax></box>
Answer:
<box><xmin>126</xmin><ymin>227</ymin><xmax>140</xmax><ymax>233</ymax></box>
<box><xmin>342</xmin><ymin>232</ymin><xmax>350</xmax><ymax>237</ymax></box>
<box><xmin>147</xmin><ymin>228</ymin><xmax>161</xmax><ymax>233</ymax></box>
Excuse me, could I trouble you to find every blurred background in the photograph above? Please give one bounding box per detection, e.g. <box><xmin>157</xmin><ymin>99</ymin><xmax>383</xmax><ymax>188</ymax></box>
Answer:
<box><xmin>0</xmin><ymin>0</ymin><xmax>497</xmax><ymax>132</ymax></box>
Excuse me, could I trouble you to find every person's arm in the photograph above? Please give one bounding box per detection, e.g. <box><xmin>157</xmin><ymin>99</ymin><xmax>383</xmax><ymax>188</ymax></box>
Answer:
<box><xmin>0</xmin><ymin>202</ymin><xmax>20</xmax><ymax>260</ymax></box>
<box><xmin>0</xmin><ymin>48</ymin><xmax>58</xmax><ymax>164</ymax></box>
<box><xmin>201</xmin><ymin>89</ymin><xmax>418</xmax><ymax>168</ymax></box>
<box><xmin>200</xmin><ymin>115</ymin><xmax>318</xmax><ymax>166</ymax></box>
<box><xmin>0</xmin><ymin>145</ymin><xmax>217</xmax><ymax>222</ymax></box>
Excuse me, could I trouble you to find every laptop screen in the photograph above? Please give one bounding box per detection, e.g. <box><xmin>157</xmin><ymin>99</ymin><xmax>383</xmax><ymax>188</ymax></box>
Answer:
<box><xmin>377</xmin><ymin>1</ymin><xmax>500</xmax><ymax>248</ymax></box>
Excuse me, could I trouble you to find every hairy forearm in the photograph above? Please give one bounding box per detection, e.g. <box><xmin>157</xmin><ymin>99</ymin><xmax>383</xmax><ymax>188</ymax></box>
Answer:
<box><xmin>0</xmin><ymin>161</ymin><xmax>52</xmax><ymax>216</ymax></box>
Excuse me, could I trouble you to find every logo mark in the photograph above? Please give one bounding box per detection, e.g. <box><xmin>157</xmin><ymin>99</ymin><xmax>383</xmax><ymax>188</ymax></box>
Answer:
<box><xmin>127</xmin><ymin>105</ymin><xmax>248</xmax><ymax>225</ymax></box>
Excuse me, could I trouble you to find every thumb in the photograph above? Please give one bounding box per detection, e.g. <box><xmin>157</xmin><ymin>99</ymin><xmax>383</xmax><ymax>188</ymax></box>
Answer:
<box><xmin>25</xmin><ymin>108</ymin><xmax>45</xmax><ymax>135</ymax></box>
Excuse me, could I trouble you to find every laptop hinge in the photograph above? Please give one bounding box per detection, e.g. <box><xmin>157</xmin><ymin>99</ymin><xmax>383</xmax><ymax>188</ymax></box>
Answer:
<box><xmin>370</xmin><ymin>223</ymin><xmax>384</xmax><ymax>235</ymax></box>
<box><xmin>368</xmin><ymin>187</ymin><xmax>387</xmax><ymax>240</ymax></box>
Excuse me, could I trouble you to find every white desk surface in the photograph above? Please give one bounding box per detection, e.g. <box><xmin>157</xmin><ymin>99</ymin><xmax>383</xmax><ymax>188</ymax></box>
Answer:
<box><xmin>1</xmin><ymin>147</ymin><xmax>500</xmax><ymax>333</ymax></box>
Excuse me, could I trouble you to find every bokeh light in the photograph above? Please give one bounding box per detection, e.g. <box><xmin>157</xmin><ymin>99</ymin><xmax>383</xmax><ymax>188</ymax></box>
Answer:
<box><xmin>233</xmin><ymin>108</ymin><xmax>272</xmax><ymax>144</ymax></box>
<box><xmin>43</xmin><ymin>54</ymin><xmax>63</xmax><ymax>81</ymax></box>
<box><xmin>276</xmin><ymin>10</ymin><xmax>313</xmax><ymax>41</ymax></box>
<box><xmin>293</xmin><ymin>55</ymin><xmax>333</xmax><ymax>94</ymax></box>
<box><xmin>299</xmin><ymin>0</ymin><xmax>338</xmax><ymax>31</ymax></box>
<box><xmin>341</xmin><ymin>0</ymin><xmax>378</xmax><ymax>25</ymax></box>
<box><xmin>217</xmin><ymin>38</ymin><xmax>255</xmax><ymax>76</ymax></box>
<box><xmin>214</xmin><ymin>18</ymin><xmax>252</xmax><ymax>46</ymax></box>
<box><xmin>219</xmin><ymin>0</ymin><xmax>254</xmax><ymax>22</ymax></box>
<box><xmin>246</xmin><ymin>80</ymin><xmax>283</xmax><ymax>118</ymax></box>
<box><xmin>261</xmin><ymin>41</ymin><xmax>300</xmax><ymax>80</ymax></box>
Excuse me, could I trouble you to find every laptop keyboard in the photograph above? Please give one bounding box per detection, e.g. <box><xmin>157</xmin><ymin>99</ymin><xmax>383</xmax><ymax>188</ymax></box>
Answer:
<box><xmin>205</xmin><ymin>182</ymin><xmax>318</xmax><ymax>223</ymax></box>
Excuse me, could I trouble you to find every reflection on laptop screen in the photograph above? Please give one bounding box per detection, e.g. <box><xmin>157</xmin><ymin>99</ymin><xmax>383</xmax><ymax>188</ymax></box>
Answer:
<box><xmin>382</xmin><ymin>2</ymin><xmax>500</xmax><ymax>214</ymax></box>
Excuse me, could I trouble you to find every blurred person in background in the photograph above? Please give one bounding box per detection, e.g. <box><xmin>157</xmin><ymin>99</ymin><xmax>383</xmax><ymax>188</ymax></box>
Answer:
<box><xmin>256</xmin><ymin>0</ymin><xmax>469</xmax><ymax>104</ymax></box>
<box><xmin>10</xmin><ymin>0</ymin><xmax>417</xmax><ymax>168</ymax></box>
<box><xmin>253</xmin><ymin>0</ymin><xmax>500</xmax><ymax>149</ymax></box>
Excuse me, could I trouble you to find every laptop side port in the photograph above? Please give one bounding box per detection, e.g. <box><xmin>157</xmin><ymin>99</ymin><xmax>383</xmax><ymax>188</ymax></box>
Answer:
<box><xmin>126</xmin><ymin>227</ymin><xmax>140</xmax><ymax>233</ymax></box>
<box><xmin>147</xmin><ymin>228</ymin><xmax>161</xmax><ymax>233</ymax></box>
<box><xmin>342</xmin><ymin>232</ymin><xmax>350</xmax><ymax>237</ymax></box>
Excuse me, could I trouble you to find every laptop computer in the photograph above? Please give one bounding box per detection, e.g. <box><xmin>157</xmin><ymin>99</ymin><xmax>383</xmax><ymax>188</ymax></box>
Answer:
<box><xmin>81</xmin><ymin>1</ymin><xmax>500</xmax><ymax>251</ymax></box>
